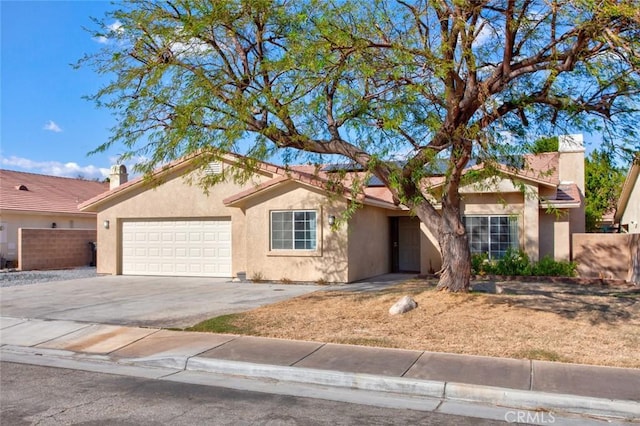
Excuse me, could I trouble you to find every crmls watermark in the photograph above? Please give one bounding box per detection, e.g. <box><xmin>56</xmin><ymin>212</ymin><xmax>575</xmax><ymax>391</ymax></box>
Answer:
<box><xmin>505</xmin><ymin>410</ymin><xmax>556</xmax><ymax>424</ymax></box>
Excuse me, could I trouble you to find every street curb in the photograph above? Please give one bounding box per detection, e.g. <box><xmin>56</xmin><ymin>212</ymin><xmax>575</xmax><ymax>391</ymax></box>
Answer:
<box><xmin>3</xmin><ymin>345</ymin><xmax>639</xmax><ymax>422</ymax></box>
<box><xmin>186</xmin><ymin>357</ymin><xmax>446</xmax><ymax>398</ymax></box>
<box><xmin>182</xmin><ymin>356</ymin><xmax>640</xmax><ymax>421</ymax></box>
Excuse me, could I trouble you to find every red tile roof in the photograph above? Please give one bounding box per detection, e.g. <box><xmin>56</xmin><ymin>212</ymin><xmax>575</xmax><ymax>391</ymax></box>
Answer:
<box><xmin>542</xmin><ymin>183</ymin><xmax>581</xmax><ymax>207</ymax></box>
<box><xmin>79</xmin><ymin>151</ymin><xmax>574</xmax><ymax>212</ymax></box>
<box><xmin>0</xmin><ymin>169</ymin><xmax>108</xmax><ymax>215</ymax></box>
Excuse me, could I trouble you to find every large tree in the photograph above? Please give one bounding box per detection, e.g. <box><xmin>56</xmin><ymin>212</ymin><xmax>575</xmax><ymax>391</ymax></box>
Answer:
<box><xmin>82</xmin><ymin>0</ymin><xmax>640</xmax><ymax>291</ymax></box>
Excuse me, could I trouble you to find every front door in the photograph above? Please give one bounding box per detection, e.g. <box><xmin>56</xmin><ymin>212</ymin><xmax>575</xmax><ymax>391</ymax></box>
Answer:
<box><xmin>390</xmin><ymin>217</ymin><xmax>421</xmax><ymax>272</ymax></box>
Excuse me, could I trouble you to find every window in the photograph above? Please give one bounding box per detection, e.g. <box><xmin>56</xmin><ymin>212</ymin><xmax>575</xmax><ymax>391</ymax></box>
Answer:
<box><xmin>464</xmin><ymin>216</ymin><xmax>518</xmax><ymax>259</ymax></box>
<box><xmin>270</xmin><ymin>211</ymin><xmax>317</xmax><ymax>250</ymax></box>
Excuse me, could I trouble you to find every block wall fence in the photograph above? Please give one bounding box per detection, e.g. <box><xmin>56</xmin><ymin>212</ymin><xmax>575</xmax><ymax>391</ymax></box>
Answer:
<box><xmin>18</xmin><ymin>228</ymin><xmax>97</xmax><ymax>271</ymax></box>
<box><xmin>573</xmin><ymin>233</ymin><xmax>640</xmax><ymax>284</ymax></box>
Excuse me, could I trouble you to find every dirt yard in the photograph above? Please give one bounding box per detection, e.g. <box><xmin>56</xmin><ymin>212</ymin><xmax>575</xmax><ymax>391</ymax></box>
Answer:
<box><xmin>209</xmin><ymin>279</ymin><xmax>640</xmax><ymax>368</ymax></box>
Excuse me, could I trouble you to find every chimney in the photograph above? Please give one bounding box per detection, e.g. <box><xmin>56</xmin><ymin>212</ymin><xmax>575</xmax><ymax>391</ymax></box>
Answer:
<box><xmin>558</xmin><ymin>134</ymin><xmax>585</xmax><ymax>190</ymax></box>
<box><xmin>558</xmin><ymin>134</ymin><xmax>585</xmax><ymax>235</ymax></box>
<box><xmin>109</xmin><ymin>165</ymin><xmax>128</xmax><ymax>190</ymax></box>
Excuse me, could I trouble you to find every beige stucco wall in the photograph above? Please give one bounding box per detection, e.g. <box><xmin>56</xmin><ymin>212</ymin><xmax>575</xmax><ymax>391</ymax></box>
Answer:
<box><xmin>94</xmin><ymin>166</ymin><xmax>268</xmax><ymax>276</ymax></box>
<box><xmin>347</xmin><ymin>205</ymin><xmax>391</xmax><ymax>282</ymax></box>
<box><xmin>241</xmin><ymin>181</ymin><xmax>349</xmax><ymax>283</ymax></box>
<box><xmin>553</xmin><ymin>211</ymin><xmax>571</xmax><ymax>261</ymax></box>
<box><xmin>620</xmin><ymin>174</ymin><xmax>640</xmax><ymax>233</ymax></box>
<box><xmin>0</xmin><ymin>211</ymin><xmax>96</xmax><ymax>263</ymax></box>
<box><xmin>559</xmin><ymin>148</ymin><xmax>586</xmax><ymax>238</ymax></box>
<box><xmin>538</xmin><ymin>211</ymin><xmax>555</xmax><ymax>259</ymax></box>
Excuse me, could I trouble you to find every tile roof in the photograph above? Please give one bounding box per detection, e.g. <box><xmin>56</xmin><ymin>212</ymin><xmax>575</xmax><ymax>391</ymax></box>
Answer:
<box><xmin>547</xmin><ymin>183</ymin><xmax>581</xmax><ymax>206</ymax></box>
<box><xmin>0</xmin><ymin>169</ymin><xmax>108</xmax><ymax>215</ymax></box>
<box><xmin>79</xmin><ymin>151</ymin><xmax>571</xmax><ymax>212</ymax></box>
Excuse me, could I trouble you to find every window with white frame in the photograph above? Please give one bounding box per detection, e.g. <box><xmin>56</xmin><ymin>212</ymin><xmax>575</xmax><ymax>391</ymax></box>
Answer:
<box><xmin>463</xmin><ymin>216</ymin><xmax>519</xmax><ymax>259</ymax></box>
<box><xmin>270</xmin><ymin>210</ymin><xmax>317</xmax><ymax>250</ymax></box>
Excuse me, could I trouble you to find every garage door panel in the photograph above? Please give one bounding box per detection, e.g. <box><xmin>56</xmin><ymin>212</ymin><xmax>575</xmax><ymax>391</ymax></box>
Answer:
<box><xmin>122</xmin><ymin>220</ymin><xmax>231</xmax><ymax>277</ymax></box>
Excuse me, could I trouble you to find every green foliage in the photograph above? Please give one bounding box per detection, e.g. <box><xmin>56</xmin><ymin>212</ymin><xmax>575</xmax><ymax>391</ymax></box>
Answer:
<box><xmin>471</xmin><ymin>252</ymin><xmax>490</xmax><ymax>275</ymax></box>
<box><xmin>186</xmin><ymin>314</ymin><xmax>252</xmax><ymax>334</ymax></box>
<box><xmin>515</xmin><ymin>349</ymin><xmax>564</xmax><ymax>362</ymax></box>
<box><xmin>472</xmin><ymin>249</ymin><xmax>577</xmax><ymax>277</ymax></box>
<box><xmin>530</xmin><ymin>256</ymin><xmax>578</xmax><ymax>277</ymax></box>
<box><xmin>528</xmin><ymin>136</ymin><xmax>559</xmax><ymax>154</ymax></box>
<box><xmin>80</xmin><ymin>0</ymin><xmax>640</xmax><ymax>290</ymax></box>
<box><xmin>585</xmin><ymin>150</ymin><xmax>626</xmax><ymax>232</ymax></box>
<box><xmin>492</xmin><ymin>249</ymin><xmax>531</xmax><ymax>276</ymax></box>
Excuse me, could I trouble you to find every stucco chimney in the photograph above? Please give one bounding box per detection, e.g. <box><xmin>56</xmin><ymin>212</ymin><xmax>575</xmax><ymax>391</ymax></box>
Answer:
<box><xmin>558</xmin><ymin>134</ymin><xmax>585</xmax><ymax>235</ymax></box>
<box><xmin>558</xmin><ymin>134</ymin><xmax>585</xmax><ymax>190</ymax></box>
<box><xmin>109</xmin><ymin>165</ymin><xmax>128</xmax><ymax>190</ymax></box>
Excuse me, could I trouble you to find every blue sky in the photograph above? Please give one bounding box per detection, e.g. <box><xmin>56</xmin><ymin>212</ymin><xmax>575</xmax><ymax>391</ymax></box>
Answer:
<box><xmin>1</xmin><ymin>1</ymin><xmax>120</xmax><ymax>180</ymax></box>
<box><xmin>1</xmin><ymin>1</ymin><xmax>613</xmax><ymax>181</ymax></box>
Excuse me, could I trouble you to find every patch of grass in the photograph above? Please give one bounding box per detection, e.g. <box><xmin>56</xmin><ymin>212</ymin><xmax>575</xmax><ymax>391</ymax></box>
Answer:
<box><xmin>612</xmin><ymin>292</ymin><xmax>640</xmax><ymax>299</ymax></box>
<box><xmin>335</xmin><ymin>337</ymin><xmax>397</xmax><ymax>348</ymax></box>
<box><xmin>186</xmin><ymin>313</ymin><xmax>254</xmax><ymax>334</ymax></box>
<box><xmin>280</xmin><ymin>277</ymin><xmax>292</xmax><ymax>284</ymax></box>
<box><xmin>515</xmin><ymin>348</ymin><xmax>565</xmax><ymax>362</ymax></box>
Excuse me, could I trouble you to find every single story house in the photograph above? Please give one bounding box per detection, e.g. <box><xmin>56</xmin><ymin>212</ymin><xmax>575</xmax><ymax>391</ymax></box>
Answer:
<box><xmin>79</xmin><ymin>135</ymin><xmax>585</xmax><ymax>283</ymax></box>
<box><xmin>615</xmin><ymin>156</ymin><xmax>640</xmax><ymax>234</ymax></box>
<box><xmin>0</xmin><ymin>169</ymin><xmax>108</xmax><ymax>267</ymax></box>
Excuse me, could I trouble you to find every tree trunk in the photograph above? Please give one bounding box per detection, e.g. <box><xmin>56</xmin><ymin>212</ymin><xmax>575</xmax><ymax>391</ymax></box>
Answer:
<box><xmin>435</xmin><ymin>205</ymin><xmax>471</xmax><ymax>292</ymax></box>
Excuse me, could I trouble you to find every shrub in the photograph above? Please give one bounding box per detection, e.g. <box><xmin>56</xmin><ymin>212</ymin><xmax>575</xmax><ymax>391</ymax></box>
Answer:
<box><xmin>471</xmin><ymin>252</ymin><xmax>490</xmax><ymax>275</ymax></box>
<box><xmin>530</xmin><ymin>255</ymin><xmax>577</xmax><ymax>277</ymax></box>
<box><xmin>493</xmin><ymin>248</ymin><xmax>531</xmax><ymax>276</ymax></box>
<box><xmin>472</xmin><ymin>249</ymin><xmax>576</xmax><ymax>277</ymax></box>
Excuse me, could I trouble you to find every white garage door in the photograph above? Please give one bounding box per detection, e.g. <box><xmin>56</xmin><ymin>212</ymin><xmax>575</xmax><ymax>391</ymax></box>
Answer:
<box><xmin>122</xmin><ymin>220</ymin><xmax>232</xmax><ymax>277</ymax></box>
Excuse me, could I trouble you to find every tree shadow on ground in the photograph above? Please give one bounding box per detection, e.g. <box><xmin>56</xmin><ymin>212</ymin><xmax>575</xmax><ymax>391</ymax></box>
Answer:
<box><xmin>478</xmin><ymin>280</ymin><xmax>640</xmax><ymax>325</ymax></box>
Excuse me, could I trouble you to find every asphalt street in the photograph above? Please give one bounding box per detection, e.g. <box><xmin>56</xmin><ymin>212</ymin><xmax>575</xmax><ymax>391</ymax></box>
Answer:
<box><xmin>0</xmin><ymin>362</ymin><xmax>509</xmax><ymax>426</ymax></box>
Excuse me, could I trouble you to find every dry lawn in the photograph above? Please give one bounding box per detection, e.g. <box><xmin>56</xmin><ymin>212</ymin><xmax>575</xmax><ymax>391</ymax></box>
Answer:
<box><xmin>210</xmin><ymin>279</ymin><xmax>640</xmax><ymax>368</ymax></box>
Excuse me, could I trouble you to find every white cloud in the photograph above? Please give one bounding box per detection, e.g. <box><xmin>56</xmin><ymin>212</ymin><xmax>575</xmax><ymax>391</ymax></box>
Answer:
<box><xmin>0</xmin><ymin>155</ymin><xmax>109</xmax><ymax>180</ymax></box>
<box><xmin>94</xmin><ymin>20</ymin><xmax>123</xmax><ymax>44</ymax></box>
<box><xmin>43</xmin><ymin>120</ymin><xmax>62</xmax><ymax>133</ymax></box>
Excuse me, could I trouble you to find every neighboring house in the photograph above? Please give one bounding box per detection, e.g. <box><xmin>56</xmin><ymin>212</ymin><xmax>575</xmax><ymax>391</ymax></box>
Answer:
<box><xmin>79</xmin><ymin>135</ymin><xmax>585</xmax><ymax>283</ymax></box>
<box><xmin>0</xmin><ymin>170</ymin><xmax>108</xmax><ymax>266</ymax></box>
<box><xmin>615</xmin><ymin>156</ymin><xmax>640</xmax><ymax>234</ymax></box>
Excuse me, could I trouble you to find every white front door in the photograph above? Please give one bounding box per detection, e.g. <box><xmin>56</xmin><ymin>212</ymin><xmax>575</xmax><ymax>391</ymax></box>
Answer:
<box><xmin>122</xmin><ymin>219</ymin><xmax>231</xmax><ymax>277</ymax></box>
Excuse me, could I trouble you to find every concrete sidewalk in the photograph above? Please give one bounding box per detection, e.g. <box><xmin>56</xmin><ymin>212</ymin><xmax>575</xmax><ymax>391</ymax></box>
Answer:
<box><xmin>1</xmin><ymin>316</ymin><xmax>638</xmax><ymax>424</ymax></box>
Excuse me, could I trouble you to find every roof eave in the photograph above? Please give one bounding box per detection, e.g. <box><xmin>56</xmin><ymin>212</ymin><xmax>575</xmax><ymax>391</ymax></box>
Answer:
<box><xmin>540</xmin><ymin>201</ymin><xmax>582</xmax><ymax>209</ymax></box>
<box><xmin>361</xmin><ymin>197</ymin><xmax>403</xmax><ymax>210</ymax></box>
<box><xmin>223</xmin><ymin>177</ymin><xmax>290</xmax><ymax>207</ymax></box>
<box><xmin>0</xmin><ymin>208</ymin><xmax>97</xmax><ymax>217</ymax></box>
<box><xmin>614</xmin><ymin>161</ymin><xmax>640</xmax><ymax>222</ymax></box>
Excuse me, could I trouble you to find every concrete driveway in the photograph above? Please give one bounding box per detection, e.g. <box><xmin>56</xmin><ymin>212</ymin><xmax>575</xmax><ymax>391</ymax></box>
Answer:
<box><xmin>0</xmin><ymin>275</ymin><xmax>320</xmax><ymax>328</ymax></box>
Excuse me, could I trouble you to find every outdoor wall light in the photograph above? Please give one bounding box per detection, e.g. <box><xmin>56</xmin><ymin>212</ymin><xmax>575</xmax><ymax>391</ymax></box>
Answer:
<box><xmin>103</xmin><ymin>220</ymin><xmax>110</xmax><ymax>230</ymax></box>
<box><xmin>328</xmin><ymin>215</ymin><xmax>336</xmax><ymax>226</ymax></box>
<box><xmin>51</xmin><ymin>222</ymin><xmax>57</xmax><ymax>229</ymax></box>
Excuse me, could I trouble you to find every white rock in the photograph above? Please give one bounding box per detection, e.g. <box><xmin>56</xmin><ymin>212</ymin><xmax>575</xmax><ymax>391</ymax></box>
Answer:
<box><xmin>389</xmin><ymin>295</ymin><xmax>418</xmax><ymax>315</ymax></box>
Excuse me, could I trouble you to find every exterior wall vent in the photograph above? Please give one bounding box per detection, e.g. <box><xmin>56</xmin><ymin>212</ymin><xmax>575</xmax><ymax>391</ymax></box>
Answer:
<box><xmin>206</xmin><ymin>161</ymin><xmax>223</xmax><ymax>175</ymax></box>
